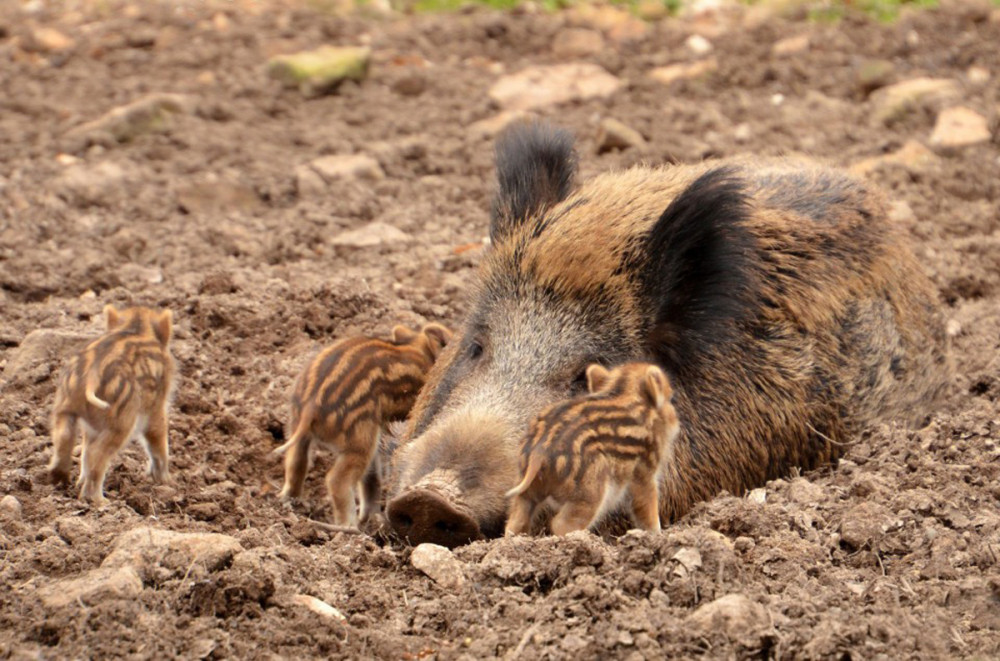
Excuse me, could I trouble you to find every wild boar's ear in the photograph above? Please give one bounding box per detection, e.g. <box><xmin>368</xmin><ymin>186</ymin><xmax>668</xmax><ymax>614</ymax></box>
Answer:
<box><xmin>392</xmin><ymin>325</ymin><xmax>419</xmax><ymax>345</ymax></box>
<box><xmin>490</xmin><ymin>122</ymin><xmax>577</xmax><ymax>244</ymax></box>
<box><xmin>586</xmin><ymin>364</ymin><xmax>611</xmax><ymax>393</ymax></box>
<box><xmin>642</xmin><ymin>167</ymin><xmax>758</xmax><ymax>380</ymax></box>
<box><xmin>153</xmin><ymin>309</ymin><xmax>173</xmax><ymax>346</ymax></box>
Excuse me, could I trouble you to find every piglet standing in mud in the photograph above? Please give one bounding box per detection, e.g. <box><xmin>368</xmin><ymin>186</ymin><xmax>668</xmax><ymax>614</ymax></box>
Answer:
<box><xmin>274</xmin><ymin>323</ymin><xmax>451</xmax><ymax>526</ymax></box>
<box><xmin>48</xmin><ymin>305</ymin><xmax>177</xmax><ymax>505</ymax></box>
<box><xmin>385</xmin><ymin>122</ymin><xmax>951</xmax><ymax>548</ymax></box>
<box><xmin>505</xmin><ymin>362</ymin><xmax>681</xmax><ymax>536</ymax></box>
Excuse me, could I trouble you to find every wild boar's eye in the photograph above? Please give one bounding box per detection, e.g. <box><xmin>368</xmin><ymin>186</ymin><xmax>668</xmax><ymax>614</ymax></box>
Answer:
<box><xmin>468</xmin><ymin>341</ymin><xmax>484</xmax><ymax>361</ymax></box>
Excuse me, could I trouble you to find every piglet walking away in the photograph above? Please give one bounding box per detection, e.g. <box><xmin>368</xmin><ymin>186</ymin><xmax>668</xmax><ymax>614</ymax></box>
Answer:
<box><xmin>48</xmin><ymin>305</ymin><xmax>177</xmax><ymax>505</ymax></box>
<box><xmin>274</xmin><ymin>323</ymin><xmax>451</xmax><ymax>526</ymax></box>
<box><xmin>505</xmin><ymin>362</ymin><xmax>681</xmax><ymax>536</ymax></box>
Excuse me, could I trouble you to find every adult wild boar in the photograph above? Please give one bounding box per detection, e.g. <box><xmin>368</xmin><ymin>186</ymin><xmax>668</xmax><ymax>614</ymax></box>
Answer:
<box><xmin>385</xmin><ymin>123</ymin><xmax>950</xmax><ymax>548</ymax></box>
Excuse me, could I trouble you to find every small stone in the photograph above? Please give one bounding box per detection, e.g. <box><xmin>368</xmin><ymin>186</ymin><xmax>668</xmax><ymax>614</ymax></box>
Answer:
<box><xmin>687</xmin><ymin>594</ymin><xmax>771</xmax><ymax>638</ymax></box>
<box><xmin>296</xmin><ymin>154</ymin><xmax>384</xmax><ymax>196</ymax></box>
<box><xmin>391</xmin><ymin>72</ymin><xmax>427</xmax><ymax>97</ymax></box>
<box><xmin>734</xmin><ymin>536</ymin><xmax>756</xmax><ymax>553</ymax></box>
<box><xmin>596</xmin><ymin>118</ymin><xmax>646</xmax><ymax>153</ymax></box>
<box><xmin>330</xmin><ymin>221</ymin><xmax>411</xmax><ymax>249</ymax></box>
<box><xmin>733</xmin><ymin>123</ymin><xmax>752</xmax><ymax>142</ymax></box>
<box><xmin>0</xmin><ymin>495</ymin><xmax>22</xmax><ymax>520</ymax></box>
<box><xmin>468</xmin><ymin>110</ymin><xmax>531</xmax><ymax>139</ymax></box>
<box><xmin>648</xmin><ymin>58</ymin><xmax>717</xmax><ymax>86</ymax></box>
<box><xmin>856</xmin><ymin>58</ymin><xmax>896</xmax><ymax>94</ymax></box>
<box><xmin>23</xmin><ymin>26</ymin><xmax>75</xmax><ymax>53</ymax></box>
<box><xmin>267</xmin><ymin>46</ymin><xmax>371</xmax><ymax>97</ymax></box>
<box><xmin>770</xmin><ymin>93</ymin><xmax>785</xmax><ymax>106</ymax></box>
<box><xmin>887</xmin><ymin>200</ymin><xmax>915</xmax><ymax>223</ymax></box>
<box><xmin>850</xmin><ymin>139</ymin><xmax>939</xmax><ymax>176</ymax></box>
<box><xmin>37</xmin><ymin>566</ymin><xmax>143</xmax><ymax>608</ymax></box>
<box><xmin>966</xmin><ymin>65</ymin><xmax>990</xmax><ymax>86</ymax></box>
<box><xmin>747</xmin><ymin>488</ymin><xmax>767</xmax><ymax>504</ymax></box>
<box><xmin>290</xmin><ymin>594</ymin><xmax>347</xmax><ymax>620</ymax></box>
<box><xmin>102</xmin><ymin>527</ymin><xmax>243</xmax><ymax>575</ymax></box>
<box><xmin>195</xmin><ymin>70</ymin><xmax>217</xmax><ymax>86</ymax></box>
<box><xmin>3</xmin><ymin>330</ymin><xmax>91</xmax><ymax>388</ymax></box>
<box><xmin>118</xmin><ymin>263</ymin><xmax>163</xmax><ymax>287</ymax></box>
<box><xmin>552</xmin><ymin>28</ymin><xmax>605</xmax><ymax>58</ymax></box>
<box><xmin>188</xmin><ymin>502</ymin><xmax>221</xmax><ymax>521</ymax></box>
<box><xmin>869</xmin><ymin>77</ymin><xmax>960</xmax><ymax>126</ymax></box>
<box><xmin>786</xmin><ymin>477</ymin><xmax>823</xmax><ymax>505</ymax></box>
<box><xmin>636</xmin><ymin>0</ymin><xmax>670</xmax><ymax>21</ymax></box>
<box><xmin>946</xmin><ymin>319</ymin><xmax>962</xmax><ymax>337</ymax></box>
<box><xmin>771</xmin><ymin>34</ymin><xmax>809</xmax><ymax>56</ymax></box>
<box><xmin>685</xmin><ymin>34</ymin><xmax>713</xmax><ymax>55</ymax></box>
<box><xmin>672</xmin><ymin>547</ymin><xmax>703</xmax><ymax>577</ymax></box>
<box><xmin>929</xmin><ymin>106</ymin><xmax>991</xmax><ymax>149</ymax></box>
<box><xmin>838</xmin><ymin>502</ymin><xmax>891</xmax><ymax>551</ymax></box>
<box><xmin>177</xmin><ymin>181</ymin><xmax>261</xmax><ymax>215</ymax></box>
<box><xmin>56</xmin><ymin>161</ymin><xmax>130</xmax><ymax>207</ymax></box>
<box><xmin>55</xmin><ymin>516</ymin><xmax>93</xmax><ymax>544</ymax></box>
<box><xmin>410</xmin><ymin>543</ymin><xmax>467</xmax><ymax>589</ymax></box>
<box><xmin>63</xmin><ymin>93</ymin><xmax>193</xmax><ymax>152</ymax></box>
<box><xmin>489</xmin><ymin>63</ymin><xmax>622</xmax><ymax>111</ymax></box>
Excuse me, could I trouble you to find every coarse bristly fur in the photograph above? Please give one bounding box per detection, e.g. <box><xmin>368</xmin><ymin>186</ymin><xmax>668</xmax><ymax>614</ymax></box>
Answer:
<box><xmin>505</xmin><ymin>362</ymin><xmax>681</xmax><ymax>536</ymax></box>
<box><xmin>48</xmin><ymin>305</ymin><xmax>177</xmax><ymax>505</ymax></box>
<box><xmin>276</xmin><ymin>323</ymin><xmax>451</xmax><ymax>526</ymax></box>
<box><xmin>387</xmin><ymin>121</ymin><xmax>951</xmax><ymax>547</ymax></box>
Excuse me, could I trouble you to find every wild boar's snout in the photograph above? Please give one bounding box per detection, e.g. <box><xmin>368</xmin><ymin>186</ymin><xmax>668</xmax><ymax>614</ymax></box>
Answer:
<box><xmin>386</xmin><ymin>412</ymin><xmax>523</xmax><ymax>547</ymax></box>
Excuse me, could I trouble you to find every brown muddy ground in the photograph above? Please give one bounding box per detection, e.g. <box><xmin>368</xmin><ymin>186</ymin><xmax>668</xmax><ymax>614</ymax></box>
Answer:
<box><xmin>1</xmin><ymin>0</ymin><xmax>999</xmax><ymax>658</ymax></box>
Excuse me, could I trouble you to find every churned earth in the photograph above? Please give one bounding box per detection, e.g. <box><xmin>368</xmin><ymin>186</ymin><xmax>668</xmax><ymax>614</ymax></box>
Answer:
<box><xmin>1</xmin><ymin>0</ymin><xmax>999</xmax><ymax>658</ymax></box>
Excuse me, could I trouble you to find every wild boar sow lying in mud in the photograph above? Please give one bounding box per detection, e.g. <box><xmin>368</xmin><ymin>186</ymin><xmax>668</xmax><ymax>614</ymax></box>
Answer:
<box><xmin>386</xmin><ymin>123</ymin><xmax>950</xmax><ymax>548</ymax></box>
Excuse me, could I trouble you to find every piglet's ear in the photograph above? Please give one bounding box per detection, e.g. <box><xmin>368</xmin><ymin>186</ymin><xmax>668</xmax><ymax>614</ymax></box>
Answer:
<box><xmin>421</xmin><ymin>323</ymin><xmax>453</xmax><ymax>359</ymax></box>
<box><xmin>641</xmin><ymin>365</ymin><xmax>670</xmax><ymax>410</ymax></box>
<box><xmin>586</xmin><ymin>364</ymin><xmax>611</xmax><ymax>394</ymax></box>
<box><xmin>104</xmin><ymin>305</ymin><xmax>121</xmax><ymax>330</ymax></box>
<box><xmin>490</xmin><ymin>122</ymin><xmax>577</xmax><ymax>244</ymax></box>
<box><xmin>154</xmin><ymin>309</ymin><xmax>173</xmax><ymax>347</ymax></box>
<box><xmin>392</xmin><ymin>325</ymin><xmax>418</xmax><ymax>345</ymax></box>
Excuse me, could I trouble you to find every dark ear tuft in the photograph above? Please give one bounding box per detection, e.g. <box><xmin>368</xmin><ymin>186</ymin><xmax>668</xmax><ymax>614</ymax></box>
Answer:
<box><xmin>642</xmin><ymin>167</ymin><xmax>757</xmax><ymax>378</ymax></box>
<box><xmin>490</xmin><ymin>122</ymin><xmax>577</xmax><ymax>243</ymax></box>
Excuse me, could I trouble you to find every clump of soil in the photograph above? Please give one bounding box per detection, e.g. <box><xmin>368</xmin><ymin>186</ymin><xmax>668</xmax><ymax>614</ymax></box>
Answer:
<box><xmin>1</xmin><ymin>0</ymin><xmax>998</xmax><ymax>657</ymax></box>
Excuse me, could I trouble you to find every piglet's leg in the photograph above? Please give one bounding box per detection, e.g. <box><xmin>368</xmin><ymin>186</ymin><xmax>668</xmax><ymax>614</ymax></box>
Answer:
<box><xmin>78</xmin><ymin>421</ymin><xmax>132</xmax><ymax>506</ymax></box>
<box><xmin>48</xmin><ymin>412</ymin><xmax>77</xmax><ymax>486</ymax></box>
<box><xmin>279</xmin><ymin>435</ymin><xmax>311</xmax><ymax>502</ymax></box>
<box><xmin>551</xmin><ymin>500</ymin><xmax>601</xmax><ymax>536</ymax></box>
<box><xmin>629</xmin><ymin>475</ymin><xmax>661</xmax><ymax>532</ymax></box>
<box><xmin>143</xmin><ymin>404</ymin><xmax>170</xmax><ymax>484</ymax></box>
<box><xmin>325</xmin><ymin>448</ymin><xmax>373</xmax><ymax>527</ymax></box>
<box><xmin>358</xmin><ymin>442</ymin><xmax>382</xmax><ymax>524</ymax></box>
<box><xmin>504</xmin><ymin>496</ymin><xmax>535</xmax><ymax>536</ymax></box>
